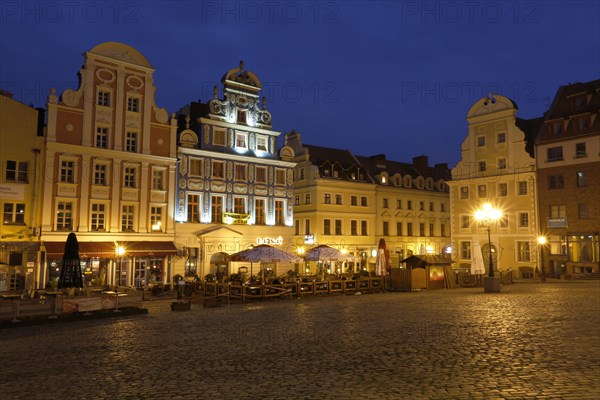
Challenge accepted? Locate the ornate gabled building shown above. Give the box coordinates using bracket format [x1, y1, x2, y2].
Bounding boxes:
[449, 94, 541, 278]
[174, 62, 296, 278]
[0, 91, 44, 291]
[535, 79, 600, 276]
[39, 42, 178, 289]
[286, 131, 450, 272]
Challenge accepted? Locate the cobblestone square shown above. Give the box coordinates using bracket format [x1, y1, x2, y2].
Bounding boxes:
[1, 282, 599, 399]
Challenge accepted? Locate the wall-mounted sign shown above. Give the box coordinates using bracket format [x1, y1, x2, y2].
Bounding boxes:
[0, 184, 24, 200]
[223, 212, 251, 225]
[304, 235, 315, 244]
[547, 218, 567, 228]
[256, 236, 283, 245]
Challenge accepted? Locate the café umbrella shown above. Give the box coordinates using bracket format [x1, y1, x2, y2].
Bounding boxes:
[57, 232, 84, 289]
[229, 245, 302, 281]
[304, 245, 356, 262]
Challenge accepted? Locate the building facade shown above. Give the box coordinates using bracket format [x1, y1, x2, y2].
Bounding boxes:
[0, 91, 44, 291]
[173, 63, 296, 279]
[449, 94, 540, 278]
[39, 42, 178, 289]
[286, 131, 451, 272]
[535, 79, 600, 276]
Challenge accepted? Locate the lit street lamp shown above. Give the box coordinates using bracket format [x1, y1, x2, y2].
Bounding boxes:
[474, 203, 502, 292]
[537, 236, 547, 283]
[117, 245, 126, 287]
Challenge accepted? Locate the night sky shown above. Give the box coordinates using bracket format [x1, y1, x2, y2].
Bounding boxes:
[1, 1, 598, 166]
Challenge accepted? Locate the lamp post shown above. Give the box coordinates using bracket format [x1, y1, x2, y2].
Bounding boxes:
[537, 236, 547, 283]
[117, 246, 125, 287]
[474, 203, 502, 292]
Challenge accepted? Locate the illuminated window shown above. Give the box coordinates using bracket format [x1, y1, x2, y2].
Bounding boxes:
[324, 194, 331, 204]
[576, 171, 588, 187]
[235, 132, 247, 148]
[150, 206, 163, 231]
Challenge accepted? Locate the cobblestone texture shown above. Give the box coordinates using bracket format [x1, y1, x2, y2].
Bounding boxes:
[1, 282, 599, 399]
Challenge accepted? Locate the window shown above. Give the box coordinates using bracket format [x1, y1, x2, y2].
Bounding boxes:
[255, 167, 267, 183]
[126, 131, 138, 152]
[189, 159, 203, 177]
[305, 194, 311, 204]
[275, 201, 284, 225]
[255, 199, 265, 225]
[478, 161, 486, 172]
[518, 212, 529, 227]
[381, 175, 387, 184]
[351, 196, 358, 206]
[235, 132, 247, 148]
[124, 166, 137, 188]
[334, 219, 342, 235]
[429, 223, 434, 236]
[5, 160, 28, 182]
[275, 169, 286, 185]
[441, 203, 446, 212]
[237, 110, 246, 124]
[94, 164, 107, 186]
[150, 207, 163, 231]
[429, 202, 434, 212]
[361, 220, 368, 236]
[496, 132, 506, 143]
[324, 219, 331, 235]
[298, 168, 305, 180]
[499, 215, 508, 228]
[383, 198, 388, 208]
[95, 127, 108, 148]
[547, 146, 563, 162]
[575, 142, 587, 158]
[294, 220, 300, 235]
[324, 194, 331, 204]
[361, 196, 367, 206]
[574, 116, 590, 132]
[460, 242, 471, 260]
[460, 186, 469, 199]
[187, 194, 200, 222]
[351, 220, 358, 236]
[550, 205, 566, 218]
[121, 205, 135, 231]
[304, 219, 311, 235]
[498, 182, 508, 197]
[550, 121, 563, 135]
[407, 223, 413, 236]
[517, 241, 531, 262]
[152, 169, 165, 191]
[333, 170, 339, 178]
[127, 97, 140, 112]
[440, 223, 446, 237]
[211, 196, 223, 223]
[233, 197, 246, 214]
[396, 222, 402, 236]
[235, 164, 247, 181]
[212, 161, 225, 179]
[419, 202, 424, 211]
[60, 160, 75, 183]
[56, 201, 73, 230]
[478, 184, 487, 198]
[461, 215, 470, 229]
[97, 91, 110, 107]
[213, 129, 226, 146]
[476, 135, 486, 147]
[335, 194, 342, 205]
[497, 158, 506, 170]
[256, 135, 268, 151]
[397, 200, 402, 209]
[383, 221, 389, 236]
[548, 175, 564, 190]
[576, 171, 588, 187]
[407, 200, 412, 210]
[294, 195, 300, 206]
[3, 203, 25, 225]
[517, 181, 528, 195]
[90, 203, 105, 231]
[578, 203, 589, 219]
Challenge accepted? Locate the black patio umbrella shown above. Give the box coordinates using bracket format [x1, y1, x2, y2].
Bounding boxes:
[57, 232, 84, 289]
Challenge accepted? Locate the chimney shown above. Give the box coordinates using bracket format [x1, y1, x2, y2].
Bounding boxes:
[434, 162, 448, 171]
[413, 155, 428, 173]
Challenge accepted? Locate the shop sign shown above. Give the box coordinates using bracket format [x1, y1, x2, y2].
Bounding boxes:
[256, 236, 283, 245]
[0, 184, 24, 200]
[223, 212, 251, 225]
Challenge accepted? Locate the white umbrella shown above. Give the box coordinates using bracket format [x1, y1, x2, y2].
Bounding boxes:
[229, 245, 302, 281]
[304, 245, 356, 262]
[471, 241, 485, 275]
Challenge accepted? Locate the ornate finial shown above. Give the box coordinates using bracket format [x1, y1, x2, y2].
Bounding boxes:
[185, 114, 190, 129]
[239, 60, 244, 71]
[262, 96, 267, 110]
[213, 85, 218, 99]
[50, 87, 57, 96]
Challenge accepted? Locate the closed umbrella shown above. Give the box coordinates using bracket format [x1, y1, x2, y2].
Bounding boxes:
[375, 238, 390, 276]
[471, 241, 485, 275]
[57, 232, 84, 289]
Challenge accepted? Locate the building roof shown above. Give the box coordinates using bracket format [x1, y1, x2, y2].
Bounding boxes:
[515, 116, 543, 157]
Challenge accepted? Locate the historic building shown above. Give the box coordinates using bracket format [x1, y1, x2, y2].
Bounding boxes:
[449, 95, 540, 279]
[286, 131, 451, 272]
[535, 79, 600, 276]
[39, 42, 178, 289]
[173, 62, 296, 279]
[0, 91, 44, 291]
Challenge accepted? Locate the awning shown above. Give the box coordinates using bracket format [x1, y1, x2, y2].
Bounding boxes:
[43, 241, 178, 258]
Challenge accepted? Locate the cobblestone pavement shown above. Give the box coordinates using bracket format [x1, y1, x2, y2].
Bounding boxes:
[1, 281, 599, 400]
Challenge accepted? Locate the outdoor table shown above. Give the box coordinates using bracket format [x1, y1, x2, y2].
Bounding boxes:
[103, 291, 128, 312]
[2, 293, 22, 323]
[45, 291, 63, 319]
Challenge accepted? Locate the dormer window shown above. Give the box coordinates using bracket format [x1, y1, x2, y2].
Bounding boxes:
[573, 115, 590, 132]
[324, 169, 330, 177]
[333, 170, 339, 178]
[256, 135, 268, 151]
[237, 110, 246, 124]
[550, 120, 563, 135]
[403, 176, 412, 188]
[395, 176, 401, 186]
[570, 94, 587, 110]
[381, 175, 387, 184]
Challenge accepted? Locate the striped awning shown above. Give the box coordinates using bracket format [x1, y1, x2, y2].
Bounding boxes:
[43, 241, 178, 258]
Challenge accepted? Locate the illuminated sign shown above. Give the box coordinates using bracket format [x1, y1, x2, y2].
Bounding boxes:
[304, 235, 315, 244]
[256, 236, 283, 245]
[223, 212, 251, 225]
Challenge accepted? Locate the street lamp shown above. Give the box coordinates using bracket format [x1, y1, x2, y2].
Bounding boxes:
[474, 203, 502, 292]
[117, 246, 125, 287]
[537, 236, 547, 283]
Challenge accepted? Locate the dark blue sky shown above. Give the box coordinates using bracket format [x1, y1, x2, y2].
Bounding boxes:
[1, 1, 598, 166]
